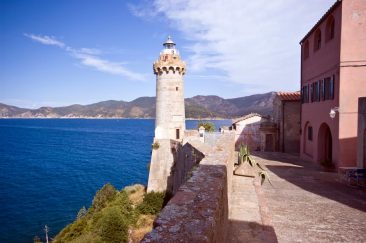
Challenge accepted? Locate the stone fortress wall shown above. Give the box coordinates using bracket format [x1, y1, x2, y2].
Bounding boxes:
[143, 132, 235, 242]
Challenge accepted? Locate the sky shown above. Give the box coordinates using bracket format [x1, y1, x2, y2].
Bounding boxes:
[0, 0, 335, 108]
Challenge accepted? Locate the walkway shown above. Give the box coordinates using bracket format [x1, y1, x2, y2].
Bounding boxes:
[228, 152, 366, 243]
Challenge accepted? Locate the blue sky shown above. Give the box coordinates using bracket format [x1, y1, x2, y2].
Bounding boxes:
[0, 0, 335, 108]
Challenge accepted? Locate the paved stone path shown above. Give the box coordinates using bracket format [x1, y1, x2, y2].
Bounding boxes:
[227, 175, 263, 242]
[228, 152, 366, 243]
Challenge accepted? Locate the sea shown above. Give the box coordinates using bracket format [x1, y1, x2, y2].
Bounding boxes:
[0, 119, 231, 243]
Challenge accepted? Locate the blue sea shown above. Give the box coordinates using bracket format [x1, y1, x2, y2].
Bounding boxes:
[0, 119, 231, 242]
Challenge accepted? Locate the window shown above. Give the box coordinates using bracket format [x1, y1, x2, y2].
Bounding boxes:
[315, 81, 320, 102]
[176, 86, 179, 91]
[301, 85, 309, 103]
[310, 83, 315, 102]
[176, 129, 180, 140]
[308, 126, 313, 141]
[303, 41, 309, 59]
[310, 81, 320, 102]
[320, 79, 325, 101]
[324, 76, 335, 100]
[325, 15, 335, 42]
[314, 29, 322, 51]
[330, 75, 335, 99]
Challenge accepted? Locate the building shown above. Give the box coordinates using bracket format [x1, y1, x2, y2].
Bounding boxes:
[147, 36, 186, 192]
[300, 0, 366, 168]
[273, 92, 301, 153]
[231, 113, 269, 151]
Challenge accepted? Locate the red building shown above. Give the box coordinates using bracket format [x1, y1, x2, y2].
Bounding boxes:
[300, 0, 366, 168]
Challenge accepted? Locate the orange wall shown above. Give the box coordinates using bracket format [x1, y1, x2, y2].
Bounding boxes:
[339, 0, 366, 166]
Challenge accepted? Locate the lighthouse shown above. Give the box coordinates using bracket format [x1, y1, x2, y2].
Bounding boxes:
[153, 36, 186, 140]
[147, 36, 186, 192]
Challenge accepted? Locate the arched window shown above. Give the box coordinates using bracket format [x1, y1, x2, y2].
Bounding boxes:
[314, 29, 322, 51]
[303, 40, 309, 59]
[325, 15, 335, 42]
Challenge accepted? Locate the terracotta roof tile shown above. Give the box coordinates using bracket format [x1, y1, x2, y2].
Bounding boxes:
[232, 113, 268, 124]
[276, 91, 301, 101]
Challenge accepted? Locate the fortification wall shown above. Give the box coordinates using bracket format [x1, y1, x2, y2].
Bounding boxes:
[168, 142, 205, 195]
[143, 132, 235, 242]
[147, 139, 176, 193]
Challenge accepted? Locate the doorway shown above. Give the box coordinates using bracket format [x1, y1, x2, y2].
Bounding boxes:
[318, 123, 333, 165]
[265, 134, 274, 152]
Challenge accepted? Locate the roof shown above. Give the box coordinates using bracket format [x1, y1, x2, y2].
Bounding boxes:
[299, 0, 342, 44]
[163, 35, 176, 46]
[276, 91, 301, 101]
[232, 113, 267, 124]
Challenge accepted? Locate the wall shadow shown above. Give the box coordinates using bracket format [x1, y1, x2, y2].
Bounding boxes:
[227, 220, 278, 243]
[252, 151, 366, 213]
[165, 141, 204, 199]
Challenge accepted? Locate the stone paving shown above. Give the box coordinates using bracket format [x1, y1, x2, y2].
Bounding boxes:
[228, 152, 366, 243]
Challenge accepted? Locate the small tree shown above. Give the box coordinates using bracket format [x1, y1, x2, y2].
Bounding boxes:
[197, 121, 215, 132]
[91, 183, 117, 212]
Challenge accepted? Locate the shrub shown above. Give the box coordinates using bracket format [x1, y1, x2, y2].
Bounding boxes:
[91, 183, 117, 212]
[197, 121, 215, 132]
[109, 191, 136, 224]
[235, 144, 272, 185]
[99, 207, 128, 243]
[152, 142, 160, 150]
[53, 218, 88, 242]
[69, 232, 103, 243]
[137, 191, 165, 215]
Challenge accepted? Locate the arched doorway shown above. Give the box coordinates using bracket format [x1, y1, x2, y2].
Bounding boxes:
[318, 123, 332, 165]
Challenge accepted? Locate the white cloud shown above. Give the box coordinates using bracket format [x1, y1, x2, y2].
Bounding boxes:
[24, 33, 145, 81]
[131, 0, 335, 93]
[71, 51, 145, 81]
[24, 33, 65, 48]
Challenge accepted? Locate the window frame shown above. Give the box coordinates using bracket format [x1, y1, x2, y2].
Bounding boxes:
[314, 29, 322, 51]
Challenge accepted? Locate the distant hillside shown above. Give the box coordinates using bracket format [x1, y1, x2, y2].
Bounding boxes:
[0, 92, 275, 119]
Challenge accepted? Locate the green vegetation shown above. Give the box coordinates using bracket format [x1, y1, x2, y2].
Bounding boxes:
[235, 144, 272, 185]
[152, 142, 160, 150]
[136, 191, 165, 215]
[197, 121, 216, 132]
[53, 184, 165, 243]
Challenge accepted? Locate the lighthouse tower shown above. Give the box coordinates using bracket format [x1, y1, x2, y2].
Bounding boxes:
[153, 36, 186, 140]
[147, 36, 186, 192]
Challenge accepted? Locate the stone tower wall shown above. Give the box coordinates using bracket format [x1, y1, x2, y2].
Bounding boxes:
[155, 69, 185, 140]
[147, 40, 187, 193]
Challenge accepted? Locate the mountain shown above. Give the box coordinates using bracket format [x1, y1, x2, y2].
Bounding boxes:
[0, 92, 276, 119]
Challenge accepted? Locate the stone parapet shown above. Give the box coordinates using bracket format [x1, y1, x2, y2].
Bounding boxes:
[153, 54, 186, 75]
[142, 132, 235, 242]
